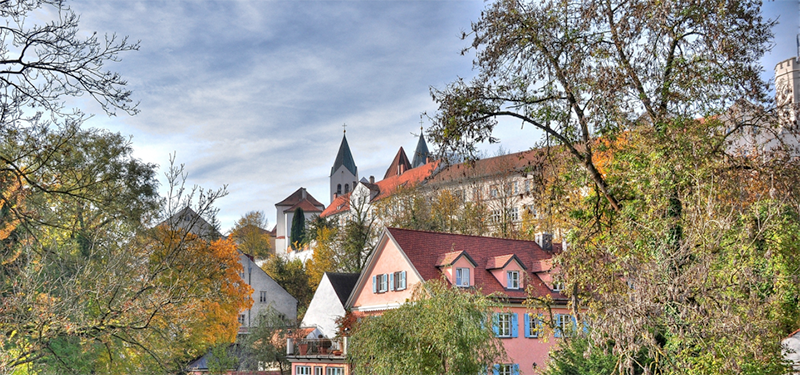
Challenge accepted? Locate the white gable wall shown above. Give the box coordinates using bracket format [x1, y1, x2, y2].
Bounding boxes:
[300, 273, 346, 338]
[239, 253, 298, 327]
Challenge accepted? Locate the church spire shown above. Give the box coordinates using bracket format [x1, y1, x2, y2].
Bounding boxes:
[331, 131, 357, 177]
[411, 127, 430, 168]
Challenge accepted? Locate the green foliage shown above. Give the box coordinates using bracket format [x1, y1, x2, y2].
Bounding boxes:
[349, 280, 506, 375]
[290, 207, 306, 249]
[261, 256, 312, 320]
[206, 344, 240, 375]
[235, 307, 294, 374]
[543, 334, 619, 375]
[231, 210, 273, 258]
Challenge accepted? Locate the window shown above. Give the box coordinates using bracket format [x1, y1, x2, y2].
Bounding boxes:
[238, 314, 246, 325]
[525, 204, 538, 219]
[296, 366, 311, 375]
[512, 181, 519, 195]
[394, 271, 407, 290]
[493, 363, 519, 375]
[259, 291, 267, 303]
[344, 183, 350, 193]
[490, 209, 502, 223]
[510, 207, 520, 221]
[314, 366, 323, 375]
[524, 313, 543, 338]
[337, 184, 342, 194]
[455, 268, 470, 287]
[373, 274, 389, 293]
[493, 313, 517, 338]
[555, 314, 574, 338]
[552, 281, 565, 292]
[490, 185, 499, 198]
[507, 271, 520, 289]
[326, 367, 344, 375]
[525, 179, 531, 193]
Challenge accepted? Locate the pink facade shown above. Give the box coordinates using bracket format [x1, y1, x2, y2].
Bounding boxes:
[346, 228, 572, 374]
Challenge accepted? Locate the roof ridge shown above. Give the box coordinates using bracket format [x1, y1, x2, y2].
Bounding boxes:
[386, 226, 551, 245]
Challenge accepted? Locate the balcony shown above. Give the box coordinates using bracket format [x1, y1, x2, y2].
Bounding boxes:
[287, 337, 347, 358]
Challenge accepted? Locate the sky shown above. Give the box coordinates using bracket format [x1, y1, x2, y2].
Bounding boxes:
[62, 0, 799, 233]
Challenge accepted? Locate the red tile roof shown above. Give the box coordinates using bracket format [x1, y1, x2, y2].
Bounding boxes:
[319, 161, 440, 218]
[284, 199, 324, 213]
[383, 147, 412, 180]
[276, 187, 324, 208]
[426, 149, 548, 185]
[485, 254, 527, 270]
[385, 227, 564, 300]
[320, 193, 351, 218]
[435, 250, 477, 267]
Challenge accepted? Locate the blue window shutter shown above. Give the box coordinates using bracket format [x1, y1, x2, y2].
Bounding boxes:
[512, 364, 520, 375]
[524, 313, 530, 338]
[372, 275, 377, 293]
[492, 313, 499, 336]
[554, 314, 562, 338]
[389, 273, 394, 291]
[511, 313, 518, 338]
[492, 364, 500, 375]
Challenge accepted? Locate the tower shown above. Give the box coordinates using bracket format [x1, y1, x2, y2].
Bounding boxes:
[330, 128, 358, 203]
[411, 127, 430, 168]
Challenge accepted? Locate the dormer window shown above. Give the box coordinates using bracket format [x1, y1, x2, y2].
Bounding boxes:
[553, 281, 565, 293]
[455, 268, 470, 287]
[507, 271, 520, 289]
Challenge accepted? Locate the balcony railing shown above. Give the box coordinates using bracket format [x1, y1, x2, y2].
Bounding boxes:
[287, 338, 347, 357]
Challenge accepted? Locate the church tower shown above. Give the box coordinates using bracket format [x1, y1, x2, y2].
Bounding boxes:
[411, 127, 430, 168]
[330, 128, 358, 203]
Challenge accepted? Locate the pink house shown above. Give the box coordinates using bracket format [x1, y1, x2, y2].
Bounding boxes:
[345, 227, 573, 375]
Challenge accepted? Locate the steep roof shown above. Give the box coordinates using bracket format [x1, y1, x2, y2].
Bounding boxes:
[284, 199, 324, 213]
[276, 187, 324, 208]
[411, 132, 430, 168]
[383, 147, 412, 179]
[325, 272, 360, 306]
[330, 133, 358, 177]
[384, 227, 563, 300]
[159, 206, 223, 239]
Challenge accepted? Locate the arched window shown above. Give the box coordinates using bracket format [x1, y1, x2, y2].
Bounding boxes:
[337, 184, 342, 194]
[344, 183, 350, 193]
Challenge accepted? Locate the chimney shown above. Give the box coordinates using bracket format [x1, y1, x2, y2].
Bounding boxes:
[302, 188, 307, 199]
[369, 175, 375, 184]
[535, 232, 553, 251]
[286, 338, 294, 355]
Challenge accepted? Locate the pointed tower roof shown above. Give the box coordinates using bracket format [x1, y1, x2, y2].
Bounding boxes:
[330, 133, 358, 177]
[383, 147, 412, 179]
[411, 130, 430, 168]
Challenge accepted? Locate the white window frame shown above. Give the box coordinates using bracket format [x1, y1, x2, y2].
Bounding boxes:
[553, 281, 565, 292]
[510, 207, 520, 221]
[259, 291, 267, 303]
[498, 364, 512, 375]
[296, 366, 311, 375]
[558, 314, 573, 337]
[326, 367, 344, 375]
[455, 267, 470, 287]
[528, 315, 541, 338]
[507, 270, 520, 289]
[238, 314, 246, 325]
[314, 366, 323, 375]
[394, 271, 406, 290]
[378, 274, 388, 293]
[497, 313, 512, 337]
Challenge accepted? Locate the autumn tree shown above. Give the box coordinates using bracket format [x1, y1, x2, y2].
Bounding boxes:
[306, 226, 339, 292]
[349, 280, 506, 375]
[430, 0, 797, 373]
[230, 210, 272, 259]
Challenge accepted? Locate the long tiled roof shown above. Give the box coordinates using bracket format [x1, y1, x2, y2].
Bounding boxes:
[320, 192, 351, 218]
[330, 133, 358, 177]
[426, 149, 548, 185]
[385, 227, 564, 300]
